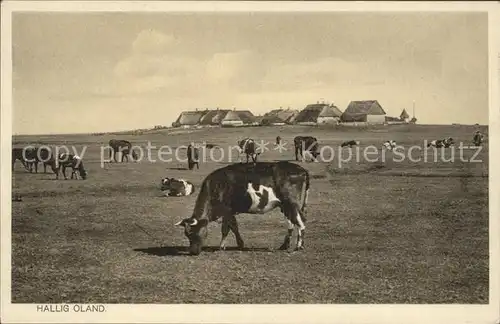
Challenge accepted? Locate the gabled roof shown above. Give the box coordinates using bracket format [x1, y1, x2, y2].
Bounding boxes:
[262, 108, 299, 124]
[294, 104, 342, 123]
[199, 109, 230, 125]
[212, 110, 229, 124]
[236, 110, 255, 124]
[222, 110, 241, 121]
[400, 109, 410, 119]
[342, 100, 386, 116]
[175, 111, 206, 125]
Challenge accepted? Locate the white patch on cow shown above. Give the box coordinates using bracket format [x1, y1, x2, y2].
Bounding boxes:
[429, 140, 437, 147]
[73, 155, 81, 160]
[180, 179, 194, 196]
[296, 212, 305, 231]
[246, 182, 281, 214]
[285, 217, 294, 230]
[304, 188, 310, 205]
[295, 211, 306, 249]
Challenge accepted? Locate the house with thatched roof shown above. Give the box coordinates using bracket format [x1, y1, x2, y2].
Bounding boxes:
[341, 100, 386, 124]
[172, 110, 207, 128]
[220, 109, 256, 127]
[294, 103, 342, 125]
[261, 108, 300, 126]
[198, 109, 231, 126]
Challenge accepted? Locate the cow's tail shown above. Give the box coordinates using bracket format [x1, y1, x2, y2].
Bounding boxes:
[299, 170, 310, 222]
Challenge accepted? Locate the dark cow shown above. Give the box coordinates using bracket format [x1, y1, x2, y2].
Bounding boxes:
[12, 148, 29, 171]
[187, 143, 200, 170]
[108, 139, 137, 163]
[161, 177, 195, 197]
[340, 140, 360, 148]
[293, 136, 319, 162]
[24, 147, 54, 173]
[175, 161, 310, 255]
[427, 137, 454, 148]
[237, 138, 260, 163]
[473, 131, 484, 147]
[53, 153, 88, 180]
[276, 136, 282, 145]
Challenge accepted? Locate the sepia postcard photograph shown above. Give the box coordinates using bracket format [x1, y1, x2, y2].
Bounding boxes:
[1, 1, 499, 323]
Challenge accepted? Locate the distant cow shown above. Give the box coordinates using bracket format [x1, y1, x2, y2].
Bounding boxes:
[276, 136, 282, 145]
[161, 177, 195, 197]
[12, 148, 29, 171]
[25, 147, 54, 173]
[293, 136, 319, 162]
[53, 153, 88, 180]
[108, 139, 137, 163]
[473, 131, 484, 147]
[175, 161, 310, 255]
[187, 143, 200, 170]
[382, 140, 397, 151]
[340, 140, 360, 148]
[237, 138, 260, 163]
[427, 137, 454, 148]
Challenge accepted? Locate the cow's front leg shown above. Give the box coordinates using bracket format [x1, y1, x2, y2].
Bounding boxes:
[228, 216, 245, 249]
[219, 217, 231, 251]
[62, 166, 68, 180]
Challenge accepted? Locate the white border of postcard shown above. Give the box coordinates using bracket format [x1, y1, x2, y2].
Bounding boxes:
[1, 1, 499, 324]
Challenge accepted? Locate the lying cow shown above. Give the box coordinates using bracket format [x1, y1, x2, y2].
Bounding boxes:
[293, 136, 319, 162]
[175, 161, 310, 255]
[340, 140, 360, 148]
[161, 177, 195, 197]
[382, 140, 397, 151]
[427, 137, 454, 148]
[237, 138, 260, 163]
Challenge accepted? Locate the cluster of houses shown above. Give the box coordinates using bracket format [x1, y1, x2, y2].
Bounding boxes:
[172, 100, 417, 128]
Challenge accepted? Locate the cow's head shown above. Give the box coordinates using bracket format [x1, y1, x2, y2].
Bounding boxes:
[80, 168, 88, 180]
[161, 177, 172, 191]
[175, 217, 209, 255]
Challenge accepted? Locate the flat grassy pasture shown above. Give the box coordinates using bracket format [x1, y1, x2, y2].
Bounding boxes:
[11, 125, 489, 303]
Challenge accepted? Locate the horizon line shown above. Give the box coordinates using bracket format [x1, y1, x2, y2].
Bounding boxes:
[11, 123, 489, 137]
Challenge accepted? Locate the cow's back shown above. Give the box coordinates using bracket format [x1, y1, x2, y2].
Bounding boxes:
[203, 162, 308, 200]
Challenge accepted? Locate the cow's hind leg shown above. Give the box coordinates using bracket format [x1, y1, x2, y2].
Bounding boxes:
[219, 215, 245, 250]
[279, 202, 306, 251]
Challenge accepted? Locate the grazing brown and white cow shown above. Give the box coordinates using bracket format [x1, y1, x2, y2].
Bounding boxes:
[237, 138, 260, 163]
[293, 136, 319, 162]
[52, 153, 88, 180]
[340, 140, 360, 148]
[161, 177, 195, 197]
[427, 137, 454, 148]
[175, 161, 310, 255]
[382, 140, 397, 151]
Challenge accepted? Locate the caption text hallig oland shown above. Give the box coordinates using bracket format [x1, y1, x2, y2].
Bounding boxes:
[36, 304, 106, 313]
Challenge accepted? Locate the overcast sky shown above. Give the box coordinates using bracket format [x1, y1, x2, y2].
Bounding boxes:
[12, 12, 488, 134]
